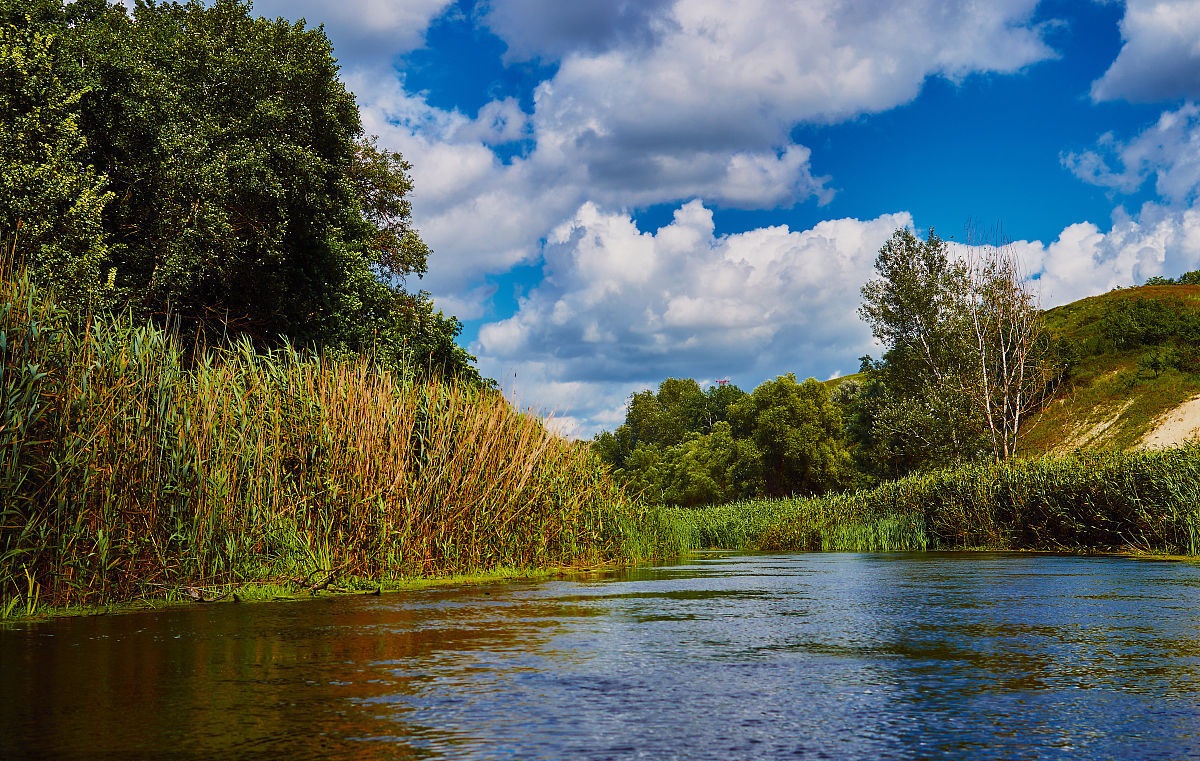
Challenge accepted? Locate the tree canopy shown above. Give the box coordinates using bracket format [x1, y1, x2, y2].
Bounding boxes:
[598, 228, 1063, 503]
[0, 6, 110, 312]
[852, 228, 1057, 475]
[0, 0, 481, 382]
[593, 375, 852, 506]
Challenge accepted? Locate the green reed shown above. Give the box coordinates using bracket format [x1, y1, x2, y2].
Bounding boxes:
[649, 446, 1200, 556]
[0, 262, 646, 614]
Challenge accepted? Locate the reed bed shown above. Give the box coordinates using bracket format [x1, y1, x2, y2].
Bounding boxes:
[11, 256, 1198, 617]
[659, 446, 1200, 556]
[0, 263, 651, 614]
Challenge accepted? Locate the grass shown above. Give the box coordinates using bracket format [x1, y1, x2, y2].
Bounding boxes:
[651, 285, 1200, 559]
[0, 261, 671, 618]
[1021, 284, 1200, 453]
[14, 263, 1200, 621]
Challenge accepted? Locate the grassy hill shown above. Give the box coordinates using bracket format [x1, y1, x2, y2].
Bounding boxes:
[1021, 284, 1200, 454]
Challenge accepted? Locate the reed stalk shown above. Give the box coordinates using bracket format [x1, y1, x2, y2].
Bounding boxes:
[656, 445, 1200, 556]
[0, 261, 645, 614]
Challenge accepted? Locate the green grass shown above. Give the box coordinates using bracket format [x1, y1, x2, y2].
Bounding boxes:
[1023, 284, 1200, 453]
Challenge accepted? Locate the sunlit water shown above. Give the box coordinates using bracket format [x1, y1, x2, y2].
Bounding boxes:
[4, 552, 1200, 760]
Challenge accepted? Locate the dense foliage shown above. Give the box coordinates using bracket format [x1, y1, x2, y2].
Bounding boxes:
[659, 443, 1200, 557]
[0, 0, 481, 382]
[0, 262, 636, 613]
[594, 375, 854, 506]
[851, 229, 1058, 475]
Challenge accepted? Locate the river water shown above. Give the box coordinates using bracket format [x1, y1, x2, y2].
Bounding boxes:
[3, 552, 1200, 760]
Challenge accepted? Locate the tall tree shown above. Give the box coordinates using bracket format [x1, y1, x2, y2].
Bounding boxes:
[857, 229, 982, 471]
[728, 374, 852, 497]
[595, 378, 747, 471]
[961, 244, 1054, 460]
[8, 0, 483, 381]
[0, 4, 111, 312]
[857, 229, 1054, 471]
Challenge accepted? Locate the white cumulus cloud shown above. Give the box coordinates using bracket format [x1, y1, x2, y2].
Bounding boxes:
[1092, 0, 1200, 102]
[1028, 203, 1200, 305]
[334, 0, 1057, 316]
[474, 202, 913, 435]
[1063, 102, 1200, 206]
[518, 0, 1053, 210]
[477, 197, 1200, 436]
[251, 0, 455, 65]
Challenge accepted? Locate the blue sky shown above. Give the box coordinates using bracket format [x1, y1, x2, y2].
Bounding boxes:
[237, 0, 1200, 436]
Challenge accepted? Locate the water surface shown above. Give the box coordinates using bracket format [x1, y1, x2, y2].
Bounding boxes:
[4, 552, 1200, 760]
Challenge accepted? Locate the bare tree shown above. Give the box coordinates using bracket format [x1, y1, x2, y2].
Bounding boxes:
[960, 242, 1054, 461]
[859, 228, 1056, 469]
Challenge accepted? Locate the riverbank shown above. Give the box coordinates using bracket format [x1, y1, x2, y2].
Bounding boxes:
[9, 258, 1200, 622]
[6, 564, 638, 622]
[660, 444, 1200, 556]
[0, 263, 660, 619]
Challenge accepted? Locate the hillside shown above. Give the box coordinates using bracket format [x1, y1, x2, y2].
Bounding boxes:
[1021, 284, 1200, 454]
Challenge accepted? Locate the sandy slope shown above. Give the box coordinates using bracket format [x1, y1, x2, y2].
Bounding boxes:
[1141, 395, 1200, 448]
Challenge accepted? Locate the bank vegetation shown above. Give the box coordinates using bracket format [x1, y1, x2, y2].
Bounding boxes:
[657, 444, 1200, 557]
[0, 262, 658, 616]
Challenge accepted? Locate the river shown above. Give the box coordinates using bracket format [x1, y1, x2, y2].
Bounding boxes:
[3, 552, 1200, 760]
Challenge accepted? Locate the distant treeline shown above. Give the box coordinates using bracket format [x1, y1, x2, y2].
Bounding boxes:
[596, 229, 1073, 504]
[593, 375, 853, 507]
[1143, 270, 1200, 286]
[598, 239, 1200, 507]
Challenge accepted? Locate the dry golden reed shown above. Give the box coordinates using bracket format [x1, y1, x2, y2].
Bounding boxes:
[0, 261, 647, 611]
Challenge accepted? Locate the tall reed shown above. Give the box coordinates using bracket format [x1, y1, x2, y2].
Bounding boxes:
[660, 446, 1200, 556]
[0, 262, 645, 612]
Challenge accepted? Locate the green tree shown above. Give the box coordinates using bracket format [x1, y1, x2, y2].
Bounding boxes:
[857, 229, 1055, 468]
[594, 378, 747, 469]
[728, 374, 852, 497]
[658, 423, 763, 506]
[858, 228, 981, 469]
[26, 0, 481, 380]
[702, 382, 748, 430]
[0, 7, 111, 312]
[593, 378, 753, 504]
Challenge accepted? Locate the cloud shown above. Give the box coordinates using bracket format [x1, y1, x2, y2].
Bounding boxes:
[481, 0, 677, 63]
[475, 196, 1200, 437]
[473, 202, 913, 435]
[452, 97, 531, 145]
[1092, 0, 1200, 102]
[514, 0, 1054, 213]
[345, 73, 835, 317]
[1009, 202, 1200, 307]
[230, 1, 1066, 435]
[337, 0, 1056, 315]
[1063, 102, 1200, 205]
[517, 0, 1052, 126]
[251, 0, 455, 65]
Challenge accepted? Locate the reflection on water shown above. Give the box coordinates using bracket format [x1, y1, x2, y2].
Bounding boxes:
[3, 553, 1200, 760]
